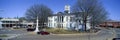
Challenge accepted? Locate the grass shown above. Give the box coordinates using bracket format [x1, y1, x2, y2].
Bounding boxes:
[45, 27, 100, 34]
[45, 28, 81, 34]
[0, 35, 8, 37]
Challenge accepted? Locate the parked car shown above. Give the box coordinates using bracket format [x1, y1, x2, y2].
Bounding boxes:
[27, 28, 35, 31]
[37, 31, 50, 35]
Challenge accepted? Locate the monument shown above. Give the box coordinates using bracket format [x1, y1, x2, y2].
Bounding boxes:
[34, 16, 39, 32]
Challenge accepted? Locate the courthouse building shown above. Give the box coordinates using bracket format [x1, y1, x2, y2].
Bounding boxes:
[47, 5, 91, 30]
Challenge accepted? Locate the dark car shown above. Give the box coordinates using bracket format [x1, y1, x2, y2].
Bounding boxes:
[37, 31, 50, 35]
[27, 28, 35, 31]
[113, 38, 120, 40]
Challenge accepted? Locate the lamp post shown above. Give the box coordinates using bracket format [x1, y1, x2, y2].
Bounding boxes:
[34, 16, 39, 32]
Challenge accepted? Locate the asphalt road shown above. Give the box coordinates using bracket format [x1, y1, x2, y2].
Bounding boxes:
[9, 28, 113, 40]
[0, 28, 28, 34]
[1, 28, 118, 40]
[112, 28, 120, 38]
[10, 34, 109, 40]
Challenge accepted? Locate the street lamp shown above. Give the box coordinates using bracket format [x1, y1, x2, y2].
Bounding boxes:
[34, 16, 39, 32]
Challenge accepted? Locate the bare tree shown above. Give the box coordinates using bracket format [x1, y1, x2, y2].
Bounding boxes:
[90, 8, 108, 29]
[25, 4, 53, 26]
[72, 0, 108, 31]
[19, 17, 26, 22]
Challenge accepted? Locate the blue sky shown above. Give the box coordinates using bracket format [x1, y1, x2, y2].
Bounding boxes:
[0, 0, 120, 20]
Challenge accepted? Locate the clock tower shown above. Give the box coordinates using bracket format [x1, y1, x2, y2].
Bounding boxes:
[64, 5, 70, 13]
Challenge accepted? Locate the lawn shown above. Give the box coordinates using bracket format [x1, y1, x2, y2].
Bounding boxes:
[45, 28, 100, 34]
[0, 34, 8, 37]
[45, 28, 81, 34]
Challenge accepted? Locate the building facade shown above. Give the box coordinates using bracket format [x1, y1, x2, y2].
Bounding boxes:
[0, 18, 34, 28]
[0, 22, 2, 29]
[47, 5, 91, 30]
[0, 18, 19, 27]
[99, 21, 120, 28]
[48, 13, 91, 30]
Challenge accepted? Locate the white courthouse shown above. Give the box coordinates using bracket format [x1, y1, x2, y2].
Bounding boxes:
[47, 5, 91, 30]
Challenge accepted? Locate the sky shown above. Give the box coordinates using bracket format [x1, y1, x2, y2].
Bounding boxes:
[0, 0, 120, 21]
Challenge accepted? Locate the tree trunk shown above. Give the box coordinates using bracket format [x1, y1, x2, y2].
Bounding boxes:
[84, 20, 87, 31]
[84, 18, 87, 31]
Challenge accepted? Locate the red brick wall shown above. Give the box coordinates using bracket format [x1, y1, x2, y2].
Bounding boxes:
[99, 22, 120, 28]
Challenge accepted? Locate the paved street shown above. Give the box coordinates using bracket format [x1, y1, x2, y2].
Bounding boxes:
[0, 28, 28, 34]
[9, 34, 109, 40]
[0, 28, 29, 40]
[10, 28, 113, 40]
[112, 28, 120, 38]
[1, 28, 120, 40]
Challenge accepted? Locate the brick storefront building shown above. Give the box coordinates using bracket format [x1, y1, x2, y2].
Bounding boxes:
[99, 21, 120, 28]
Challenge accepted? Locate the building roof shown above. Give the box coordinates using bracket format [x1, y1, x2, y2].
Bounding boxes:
[0, 18, 19, 21]
[50, 12, 82, 16]
[104, 20, 120, 22]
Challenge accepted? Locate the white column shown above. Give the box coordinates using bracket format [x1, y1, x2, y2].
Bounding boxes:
[34, 16, 39, 32]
